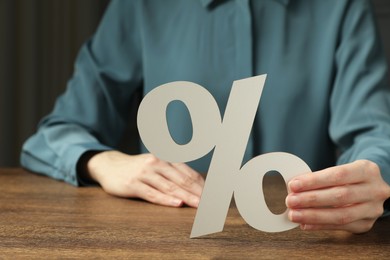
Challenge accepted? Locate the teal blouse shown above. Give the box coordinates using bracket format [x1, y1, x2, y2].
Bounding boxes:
[21, 0, 390, 212]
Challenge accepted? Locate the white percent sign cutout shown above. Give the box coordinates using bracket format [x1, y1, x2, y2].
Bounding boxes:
[137, 74, 312, 238]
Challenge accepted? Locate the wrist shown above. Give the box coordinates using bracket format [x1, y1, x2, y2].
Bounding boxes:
[77, 150, 105, 185]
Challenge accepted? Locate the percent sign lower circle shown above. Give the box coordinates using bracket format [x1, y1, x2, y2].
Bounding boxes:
[137, 75, 312, 238]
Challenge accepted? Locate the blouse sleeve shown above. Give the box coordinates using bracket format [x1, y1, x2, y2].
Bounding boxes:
[329, 0, 390, 215]
[20, 0, 143, 185]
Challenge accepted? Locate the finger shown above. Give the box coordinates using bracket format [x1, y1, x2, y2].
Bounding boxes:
[288, 202, 384, 227]
[158, 162, 204, 196]
[140, 171, 200, 208]
[299, 219, 376, 233]
[288, 161, 366, 193]
[286, 183, 373, 208]
[134, 182, 183, 207]
[171, 163, 204, 196]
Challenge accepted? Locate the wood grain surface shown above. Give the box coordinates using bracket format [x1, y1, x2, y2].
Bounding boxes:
[0, 168, 389, 259]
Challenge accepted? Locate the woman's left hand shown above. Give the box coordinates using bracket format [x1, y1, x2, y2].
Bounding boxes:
[286, 160, 390, 233]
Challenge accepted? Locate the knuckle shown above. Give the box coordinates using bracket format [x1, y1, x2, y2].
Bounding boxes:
[334, 187, 350, 205]
[180, 175, 195, 188]
[332, 168, 348, 184]
[144, 154, 160, 166]
[307, 193, 318, 204]
[123, 177, 135, 188]
[135, 168, 151, 181]
[373, 204, 384, 218]
[363, 160, 380, 175]
[358, 159, 381, 180]
[165, 182, 177, 194]
[145, 189, 157, 202]
[337, 211, 353, 225]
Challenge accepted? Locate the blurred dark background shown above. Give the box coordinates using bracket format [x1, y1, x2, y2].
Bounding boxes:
[0, 0, 109, 166]
[0, 0, 389, 167]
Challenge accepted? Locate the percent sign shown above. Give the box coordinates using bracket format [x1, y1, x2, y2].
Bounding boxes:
[137, 74, 311, 238]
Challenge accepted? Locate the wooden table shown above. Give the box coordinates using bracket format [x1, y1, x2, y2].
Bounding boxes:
[1, 168, 389, 259]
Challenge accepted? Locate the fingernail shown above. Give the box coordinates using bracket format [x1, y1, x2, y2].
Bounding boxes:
[289, 180, 302, 191]
[286, 195, 299, 207]
[172, 199, 183, 207]
[301, 224, 314, 230]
